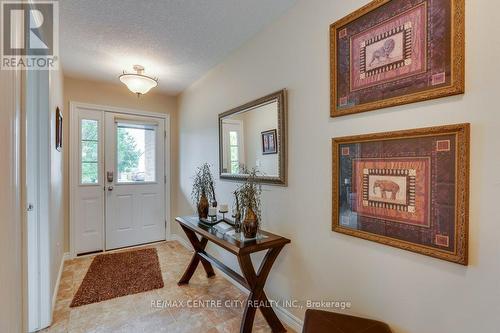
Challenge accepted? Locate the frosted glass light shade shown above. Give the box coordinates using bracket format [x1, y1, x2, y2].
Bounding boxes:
[119, 65, 158, 95]
[119, 74, 158, 95]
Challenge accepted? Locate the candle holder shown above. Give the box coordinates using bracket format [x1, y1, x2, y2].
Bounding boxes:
[208, 212, 217, 223]
[219, 209, 228, 222]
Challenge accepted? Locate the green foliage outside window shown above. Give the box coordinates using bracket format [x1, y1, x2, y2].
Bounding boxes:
[80, 120, 143, 184]
[81, 120, 99, 184]
[117, 127, 143, 175]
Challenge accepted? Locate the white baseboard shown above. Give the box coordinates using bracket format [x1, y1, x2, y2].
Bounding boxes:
[273, 304, 304, 332]
[51, 252, 70, 320]
[169, 233, 304, 332]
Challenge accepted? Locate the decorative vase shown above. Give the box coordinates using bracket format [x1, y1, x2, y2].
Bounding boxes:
[243, 207, 258, 238]
[197, 192, 209, 219]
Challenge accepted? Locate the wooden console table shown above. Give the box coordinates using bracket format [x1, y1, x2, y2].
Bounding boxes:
[176, 216, 291, 333]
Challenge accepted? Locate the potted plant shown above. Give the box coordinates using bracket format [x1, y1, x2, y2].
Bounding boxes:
[237, 168, 262, 238]
[191, 163, 216, 219]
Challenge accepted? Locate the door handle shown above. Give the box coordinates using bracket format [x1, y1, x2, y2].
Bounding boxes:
[107, 186, 114, 191]
[27, 203, 34, 211]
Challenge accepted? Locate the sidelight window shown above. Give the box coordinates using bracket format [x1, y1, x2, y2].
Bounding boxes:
[80, 119, 99, 184]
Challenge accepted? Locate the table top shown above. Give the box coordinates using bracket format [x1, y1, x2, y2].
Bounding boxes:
[176, 216, 291, 255]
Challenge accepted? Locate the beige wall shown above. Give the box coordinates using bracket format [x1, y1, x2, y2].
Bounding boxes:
[241, 103, 279, 176]
[176, 0, 500, 332]
[63, 76, 178, 252]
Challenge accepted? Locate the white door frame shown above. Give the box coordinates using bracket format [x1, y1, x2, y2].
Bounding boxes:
[24, 70, 52, 331]
[69, 102, 171, 257]
[0, 56, 23, 333]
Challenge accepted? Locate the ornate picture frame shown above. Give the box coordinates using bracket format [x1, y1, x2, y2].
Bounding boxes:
[330, 0, 465, 117]
[332, 123, 470, 265]
[261, 129, 277, 155]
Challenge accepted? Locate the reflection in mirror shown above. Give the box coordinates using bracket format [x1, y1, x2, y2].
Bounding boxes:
[221, 100, 279, 177]
[219, 90, 287, 185]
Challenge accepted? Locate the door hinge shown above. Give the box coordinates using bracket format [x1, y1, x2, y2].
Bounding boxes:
[164, 130, 167, 138]
[164, 175, 167, 184]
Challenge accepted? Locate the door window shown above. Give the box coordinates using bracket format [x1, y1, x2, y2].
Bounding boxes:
[116, 123, 156, 183]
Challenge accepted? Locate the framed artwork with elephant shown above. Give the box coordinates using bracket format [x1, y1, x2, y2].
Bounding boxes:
[330, 0, 465, 117]
[332, 123, 470, 265]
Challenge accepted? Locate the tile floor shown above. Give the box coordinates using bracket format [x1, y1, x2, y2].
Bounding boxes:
[43, 241, 295, 333]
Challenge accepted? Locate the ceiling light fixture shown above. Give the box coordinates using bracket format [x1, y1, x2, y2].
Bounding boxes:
[119, 65, 158, 96]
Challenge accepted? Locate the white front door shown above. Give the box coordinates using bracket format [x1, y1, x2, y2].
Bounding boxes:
[104, 113, 165, 250]
[71, 106, 166, 254]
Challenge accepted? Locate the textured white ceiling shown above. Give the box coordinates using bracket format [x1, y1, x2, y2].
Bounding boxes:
[60, 0, 297, 94]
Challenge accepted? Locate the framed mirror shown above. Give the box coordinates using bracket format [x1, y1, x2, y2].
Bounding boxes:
[219, 89, 287, 186]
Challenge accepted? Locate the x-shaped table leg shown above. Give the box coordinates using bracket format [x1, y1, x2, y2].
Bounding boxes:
[238, 246, 286, 333]
[178, 224, 215, 285]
